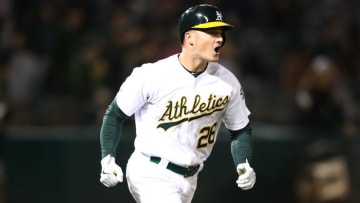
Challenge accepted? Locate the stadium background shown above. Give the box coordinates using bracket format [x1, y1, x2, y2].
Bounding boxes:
[1, 0, 360, 202]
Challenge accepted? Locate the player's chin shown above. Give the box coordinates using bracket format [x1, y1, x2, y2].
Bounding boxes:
[209, 54, 220, 62]
[203, 52, 220, 62]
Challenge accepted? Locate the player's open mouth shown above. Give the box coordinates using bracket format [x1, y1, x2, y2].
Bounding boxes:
[214, 46, 221, 53]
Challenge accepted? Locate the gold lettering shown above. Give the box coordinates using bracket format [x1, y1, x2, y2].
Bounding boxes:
[192, 95, 201, 113]
[208, 94, 216, 111]
[179, 96, 189, 117]
[158, 101, 173, 121]
[157, 94, 230, 130]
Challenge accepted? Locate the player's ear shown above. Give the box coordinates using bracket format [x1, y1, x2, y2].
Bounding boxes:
[184, 31, 194, 46]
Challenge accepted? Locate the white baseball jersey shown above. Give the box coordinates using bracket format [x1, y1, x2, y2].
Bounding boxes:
[116, 54, 250, 166]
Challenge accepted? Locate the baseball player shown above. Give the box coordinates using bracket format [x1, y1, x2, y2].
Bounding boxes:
[99, 4, 256, 203]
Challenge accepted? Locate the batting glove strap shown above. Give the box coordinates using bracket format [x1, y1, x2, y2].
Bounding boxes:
[236, 159, 256, 190]
[100, 154, 123, 187]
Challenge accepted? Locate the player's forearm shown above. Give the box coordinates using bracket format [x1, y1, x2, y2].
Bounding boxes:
[100, 98, 129, 158]
[229, 123, 253, 166]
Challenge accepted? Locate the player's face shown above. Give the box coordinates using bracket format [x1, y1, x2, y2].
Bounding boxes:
[191, 28, 224, 62]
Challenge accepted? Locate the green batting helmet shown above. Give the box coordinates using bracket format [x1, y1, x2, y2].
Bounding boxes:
[178, 4, 234, 44]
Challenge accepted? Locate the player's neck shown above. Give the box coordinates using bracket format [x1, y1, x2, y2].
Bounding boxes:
[178, 53, 207, 73]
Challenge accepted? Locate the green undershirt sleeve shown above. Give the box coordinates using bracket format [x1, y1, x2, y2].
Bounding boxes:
[100, 98, 129, 159]
[229, 123, 253, 166]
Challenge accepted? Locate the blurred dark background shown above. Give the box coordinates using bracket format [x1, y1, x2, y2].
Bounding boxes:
[0, 0, 360, 203]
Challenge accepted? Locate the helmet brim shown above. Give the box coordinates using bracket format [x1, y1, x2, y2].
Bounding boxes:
[191, 21, 234, 30]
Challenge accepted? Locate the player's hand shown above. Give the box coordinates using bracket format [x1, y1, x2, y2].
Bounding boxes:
[236, 159, 256, 190]
[100, 154, 123, 187]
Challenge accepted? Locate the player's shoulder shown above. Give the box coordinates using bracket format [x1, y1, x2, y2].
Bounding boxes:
[136, 54, 178, 72]
[207, 62, 243, 89]
[208, 62, 238, 79]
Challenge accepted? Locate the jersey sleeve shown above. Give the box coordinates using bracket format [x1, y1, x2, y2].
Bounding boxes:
[222, 75, 251, 131]
[115, 64, 151, 116]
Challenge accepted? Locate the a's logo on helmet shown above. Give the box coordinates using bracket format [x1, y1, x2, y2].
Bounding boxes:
[216, 11, 222, 21]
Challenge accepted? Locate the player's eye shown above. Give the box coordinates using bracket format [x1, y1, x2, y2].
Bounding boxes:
[205, 29, 223, 36]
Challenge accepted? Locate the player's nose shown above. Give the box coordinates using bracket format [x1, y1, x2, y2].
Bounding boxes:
[216, 35, 224, 46]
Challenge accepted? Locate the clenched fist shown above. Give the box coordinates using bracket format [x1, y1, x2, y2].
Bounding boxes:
[100, 154, 123, 187]
[236, 159, 256, 190]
